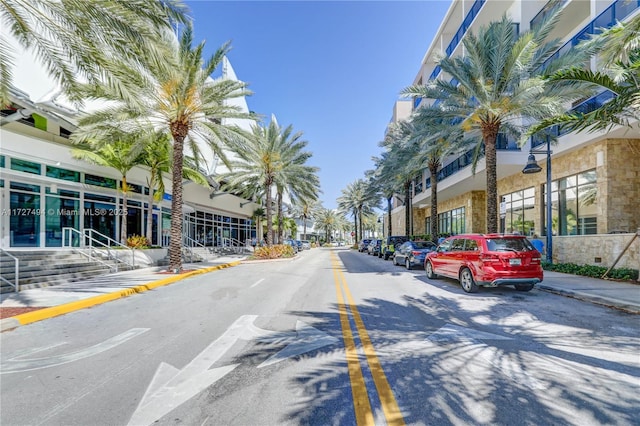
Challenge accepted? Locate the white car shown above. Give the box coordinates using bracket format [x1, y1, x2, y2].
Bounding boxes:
[301, 240, 311, 250]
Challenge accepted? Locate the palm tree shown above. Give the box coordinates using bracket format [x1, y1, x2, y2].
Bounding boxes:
[272, 120, 320, 244]
[337, 179, 378, 243]
[402, 12, 592, 233]
[291, 199, 320, 240]
[377, 123, 422, 237]
[141, 131, 208, 244]
[0, 0, 187, 105]
[71, 139, 143, 243]
[219, 120, 282, 246]
[406, 111, 469, 242]
[75, 24, 255, 272]
[315, 208, 339, 243]
[527, 15, 640, 135]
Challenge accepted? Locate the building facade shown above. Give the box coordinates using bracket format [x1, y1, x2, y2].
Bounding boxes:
[386, 0, 640, 268]
[0, 31, 259, 250]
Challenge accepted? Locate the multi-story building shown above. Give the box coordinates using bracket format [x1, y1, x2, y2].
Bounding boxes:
[0, 30, 259, 251]
[386, 0, 639, 268]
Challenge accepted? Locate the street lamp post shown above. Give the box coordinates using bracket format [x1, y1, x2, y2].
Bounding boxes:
[522, 137, 553, 263]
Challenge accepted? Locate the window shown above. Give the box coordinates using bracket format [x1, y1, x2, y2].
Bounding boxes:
[438, 207, 465, 235]
[451, 239, 466, 251]
[501, 188, 535, 235]
[549, 170, 597, 236]
[46, 165, 80, 182]
[10, 158, 41, 175]
[0, 155, 5, 168]
[465, 239, 478, 251]
[85, 173, 117, 189]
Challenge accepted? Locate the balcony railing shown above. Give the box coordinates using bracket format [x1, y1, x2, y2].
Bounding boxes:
[424, 134, 519, 188]
[539, 0, 640, 72]
[445, 0, 486, 57]
[530, 0, 569, 29]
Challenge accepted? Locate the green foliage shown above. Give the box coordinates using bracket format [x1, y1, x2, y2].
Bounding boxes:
[251, 244, 295, 259]
[542, 261, 639, 281]
[126, 234, 151, 249]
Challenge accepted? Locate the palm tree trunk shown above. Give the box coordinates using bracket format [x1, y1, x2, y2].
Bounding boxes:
[265, 183, 273, 246]
[358, 206, 364, 240]
[353, 210, 358, 243]
[169, 132, 185, 272]
[387, 195, 393, 237]
[121, 175, 128, 244]
[483, 124, 499, 233]
[277, 191, 283, 244]
[430, 165, 439, 243]
[404, 180, 411, 238]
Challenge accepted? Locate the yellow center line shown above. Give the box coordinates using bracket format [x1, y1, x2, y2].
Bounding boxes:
[331, 252, 406, 426]
[332, 256, 374, 425]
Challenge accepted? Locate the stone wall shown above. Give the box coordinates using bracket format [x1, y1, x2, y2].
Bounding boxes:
[553, 231, 639, 271]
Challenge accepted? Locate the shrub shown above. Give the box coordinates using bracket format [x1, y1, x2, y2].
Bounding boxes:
[251, 244, 295, 259]
[542, 261, 639, 281]
[126, 234, 151, 249]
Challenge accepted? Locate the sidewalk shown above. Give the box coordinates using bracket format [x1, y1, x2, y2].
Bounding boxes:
[1, 261, 638, 332]
[0, 255, 248, 332]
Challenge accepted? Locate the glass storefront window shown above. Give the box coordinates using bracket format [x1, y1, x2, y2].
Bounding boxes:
[10, 190, 40, 247]
[501, 187, 535, 235]
[548, 170, 597, 235]
[46, 196, 79, 246]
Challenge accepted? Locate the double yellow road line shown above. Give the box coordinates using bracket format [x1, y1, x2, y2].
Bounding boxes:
[331, 252, 405, 426]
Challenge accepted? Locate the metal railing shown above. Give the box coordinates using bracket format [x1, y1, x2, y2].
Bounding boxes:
[0, 249, 19, 292]
[62, 227, 136, 272]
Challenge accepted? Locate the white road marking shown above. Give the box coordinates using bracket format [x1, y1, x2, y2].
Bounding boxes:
[0, 328, 149, 374]
[129, 315, 338, 425]
[250, 278, 265, 288]
[257, 320, 338, 368]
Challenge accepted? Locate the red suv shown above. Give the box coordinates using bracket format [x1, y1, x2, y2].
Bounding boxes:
[425, 234, 543, 293]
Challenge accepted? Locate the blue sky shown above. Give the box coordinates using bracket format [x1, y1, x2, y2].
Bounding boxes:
[186, 1, 451, 210]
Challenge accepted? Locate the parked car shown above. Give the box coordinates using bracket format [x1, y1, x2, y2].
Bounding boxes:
[380, 235, 408, 260]
[393, 240, 437, 269]
[294, 240, 304, 252]
[282, 239, 299, 253]
[425, 234, 543, 293]
[301, 240, 311, 250]
[358, 239, 372, 252]
[367, 239, 382, 256]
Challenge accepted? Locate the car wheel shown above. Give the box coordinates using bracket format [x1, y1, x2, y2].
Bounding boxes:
[405, 258, 412, 270]
[425, 261, 438, 279]
[460, 268, 478, 293]
[515, 283, 534, 292]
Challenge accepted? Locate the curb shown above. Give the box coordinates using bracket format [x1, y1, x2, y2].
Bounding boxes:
[0, 261, 241, 332]
[538, 285, 640, 314]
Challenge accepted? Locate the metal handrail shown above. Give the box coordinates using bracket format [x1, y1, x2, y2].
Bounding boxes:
[0, 249, 19, 292]
[84, 228, 136, 270]
[62, 227, 117, 272]
[62, 227, 135, 272]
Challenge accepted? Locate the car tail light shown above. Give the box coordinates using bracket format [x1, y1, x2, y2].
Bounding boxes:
[412, 251, 421, 256]
[531, 257, 541, 264]
[480, 254, 501, 263]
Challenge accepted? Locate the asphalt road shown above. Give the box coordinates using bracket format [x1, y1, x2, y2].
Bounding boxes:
[1, 247, 638, 426]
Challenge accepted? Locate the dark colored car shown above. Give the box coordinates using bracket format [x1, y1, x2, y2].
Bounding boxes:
[294, 240, 304, 252]
[380, 235, 408, 260]
[283, 239, 299, 254]
[367, 239, 382, 256]
[425, 234, 543, 293]
[393, 240, 437, 269]
[358, 239, 372, 252]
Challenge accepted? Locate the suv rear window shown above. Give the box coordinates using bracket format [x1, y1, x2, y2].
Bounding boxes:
[486, 237, 535, 252]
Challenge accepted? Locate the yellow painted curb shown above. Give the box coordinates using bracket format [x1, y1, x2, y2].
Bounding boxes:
[12, 261, 242, 327]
